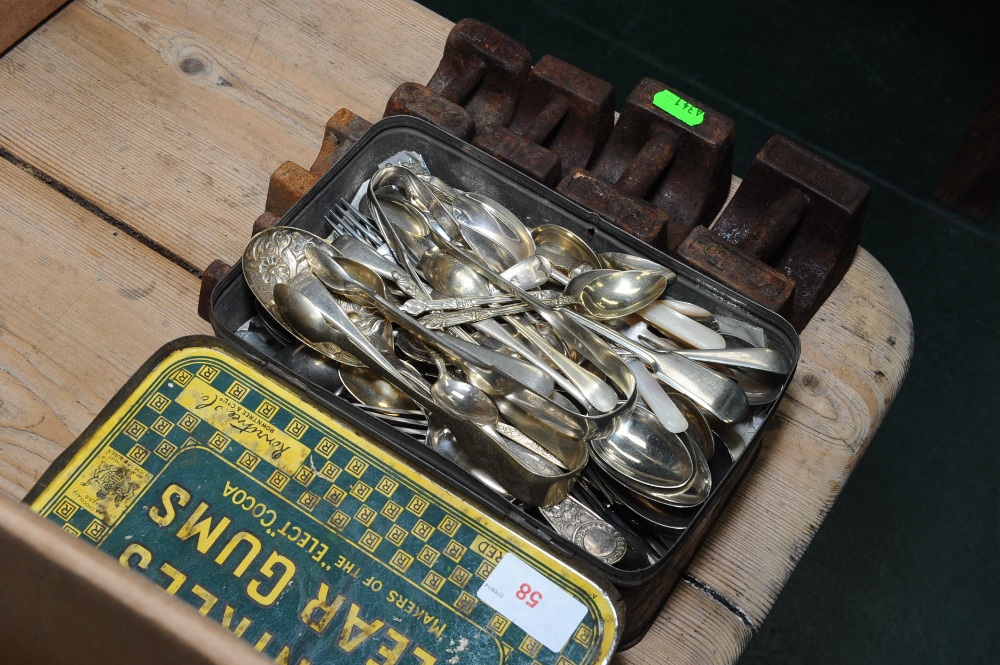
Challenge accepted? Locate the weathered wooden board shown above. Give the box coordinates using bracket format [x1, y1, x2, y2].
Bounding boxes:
[0, 158, 211, 499]
[0, 2, 913, 663]
[0, 0, 450, 273]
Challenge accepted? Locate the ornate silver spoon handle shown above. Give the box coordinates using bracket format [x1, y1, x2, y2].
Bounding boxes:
[419, 296, 578, 329]
[401, 290, 562, 315]
[494, 422, 566, 470]
[539, 495, 627, 565]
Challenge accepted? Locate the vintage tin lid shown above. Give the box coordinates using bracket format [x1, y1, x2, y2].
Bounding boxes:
[27, 336, 623, 664]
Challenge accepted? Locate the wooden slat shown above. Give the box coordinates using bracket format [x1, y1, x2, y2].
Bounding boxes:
[0, 158, 211, 500]
[0, 2, 914, 663]
[0, 496, 271, 665]
[0, 0, 450, 273]
[0, 0, 67, 54]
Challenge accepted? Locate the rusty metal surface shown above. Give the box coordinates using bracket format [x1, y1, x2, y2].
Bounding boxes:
[558, 168, 670, 244]
[426, 18, 532, 128]
[384, 18, 530, 136]
[473, 123, 562, 185]
[198, 259, 232, 322]
[310, 108, 374, 174]
[384, 82, 475, 140]
[678, 226, 797, 317]
[253, 108, 375, 235]
[556, 78, 735, 253]
[244, 20, 867, 330]
[474, 56, 614, 184]
[678, 134, 869, 330]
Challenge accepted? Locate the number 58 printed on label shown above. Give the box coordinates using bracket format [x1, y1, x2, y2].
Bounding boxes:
[516, 583, 542, 608]
[477, 553, 588, 653]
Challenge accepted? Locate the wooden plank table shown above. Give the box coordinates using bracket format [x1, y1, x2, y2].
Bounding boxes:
[0, 1, 912, 663]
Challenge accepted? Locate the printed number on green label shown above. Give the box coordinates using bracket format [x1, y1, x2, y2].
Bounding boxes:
[652, 89, 705, 126]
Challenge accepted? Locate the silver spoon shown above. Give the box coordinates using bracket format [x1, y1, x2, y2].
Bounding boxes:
[568, 312, 749, 423]
[307, 247, 557, 399]
[592, 429, 712, 510]
[666, 391, 715, 462]
[562, 269, 669, 319]
[243, 227, 391, 366]
[420, 247, 619, 413]
[532, 223, 601, 281]
[582, 467, 693, 534]
[275, 281, 582, 507]
[369, 189, 437, 266]
[340, 364, 420, 412]
[589, 406, 696, 491]
[429, 353, 499, 426]
[623, 320, 793, 375]
[451, 190, 536, 263]
[272, 343, 344, 394]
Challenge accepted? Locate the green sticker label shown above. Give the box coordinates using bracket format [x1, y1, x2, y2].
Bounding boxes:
[652, 89, 705, 126]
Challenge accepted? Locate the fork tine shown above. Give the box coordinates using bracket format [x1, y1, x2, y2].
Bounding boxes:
[323, 213, 348, 235]
[324, 214, 360, 243]
[326, 205, 371, 245]
[338, 201, 384, 246]
[337, 199, 376, 230]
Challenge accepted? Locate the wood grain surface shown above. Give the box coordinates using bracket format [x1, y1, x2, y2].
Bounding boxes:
[0, 2, 913, 663]
[0, 0, 67, 53]
[0, 158, 212, 499]
[0, 496, 271, 665]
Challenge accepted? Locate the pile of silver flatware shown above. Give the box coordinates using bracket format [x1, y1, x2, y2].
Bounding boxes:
[239, 157, 793, 566]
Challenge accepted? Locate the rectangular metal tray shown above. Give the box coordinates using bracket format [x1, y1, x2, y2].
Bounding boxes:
[208, 115, 800, 648]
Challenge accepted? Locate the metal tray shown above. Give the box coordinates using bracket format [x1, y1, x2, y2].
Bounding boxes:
[207, 115, 801, 648]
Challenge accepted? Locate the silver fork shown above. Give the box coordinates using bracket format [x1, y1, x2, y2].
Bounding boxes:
[324, 199, 385, 248]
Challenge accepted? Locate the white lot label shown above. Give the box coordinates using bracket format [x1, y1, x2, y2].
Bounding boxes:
[476, 552, 588, 653]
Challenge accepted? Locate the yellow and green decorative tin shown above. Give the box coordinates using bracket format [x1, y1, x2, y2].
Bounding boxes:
[28, 338, 622, 664]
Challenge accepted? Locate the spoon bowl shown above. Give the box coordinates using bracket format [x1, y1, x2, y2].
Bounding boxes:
[369, 189, 436, 263]
[340, 364, 420, 412]
[589, 406, 696, 491]
[666, 391, 715, 462]
[273, 343, 344, 394]
[243, 227, 391, 366]
[429, 354, 499, 426]
[532, 224, 601, 276]
[452, 191, 536, 263]
[564, 269, 669, 319]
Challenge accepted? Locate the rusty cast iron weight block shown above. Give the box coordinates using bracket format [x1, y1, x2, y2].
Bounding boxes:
[473, 55, 615, 186]
[677, 134, 869, 330]
[384, 19, 531, 138]
[556, 78, 735, 253]
[211, 108, 375, 321]
[251, 109, 373, 235]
